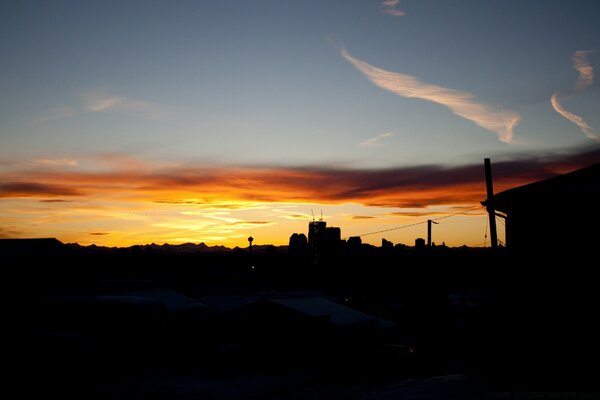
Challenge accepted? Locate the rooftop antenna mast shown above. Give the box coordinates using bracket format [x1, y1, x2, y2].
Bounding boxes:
[320, 210, 323, 221]
[311, 209, 315, 221]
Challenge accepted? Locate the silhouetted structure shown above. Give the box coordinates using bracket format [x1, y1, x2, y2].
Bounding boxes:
[426, 219, 438, 247]
[289, 233, 308, 257]
[325, 227, 341, 242]
[347, 236, 362, 249]
[381, 238, 393, 249]
[414, 238, 425, 249]
[308, 220, 326, 259]
[307, 220, 343, 262]
[484, 158, 498, 248]
[483, 162, 600, 253]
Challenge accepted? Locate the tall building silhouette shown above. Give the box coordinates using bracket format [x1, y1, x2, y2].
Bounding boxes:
[308, 220, 327, 259]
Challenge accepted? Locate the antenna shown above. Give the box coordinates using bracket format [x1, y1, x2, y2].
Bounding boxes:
[320, 210, 323, 221]
[311, 209, 315, 221]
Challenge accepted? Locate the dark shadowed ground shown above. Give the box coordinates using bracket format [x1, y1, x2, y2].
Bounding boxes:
[5, 239, 599, 399]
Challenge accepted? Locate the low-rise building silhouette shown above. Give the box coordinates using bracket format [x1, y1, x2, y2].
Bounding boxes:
[347, 236, 362, 249]
[289, 233, 308, 256]
[414, 238, 425, 249]
[381, 238, 393, 249]
[483, 162, 600, 253]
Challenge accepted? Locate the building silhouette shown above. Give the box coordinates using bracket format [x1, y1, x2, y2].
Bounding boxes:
[483, 162, 600, 253]
[347, 236, 362, 249]
[307, 220, 343, 262]
[325, 227, 341, 242]
[288, 233, 307, 257]
[414, 238, 425, 249]
[308, 220, 327, 259]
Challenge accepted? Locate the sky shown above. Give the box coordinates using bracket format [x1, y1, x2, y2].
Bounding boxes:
[1, 0, 599, 247]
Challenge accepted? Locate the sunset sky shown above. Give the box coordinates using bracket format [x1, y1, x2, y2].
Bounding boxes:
[1, 0, 599, 247]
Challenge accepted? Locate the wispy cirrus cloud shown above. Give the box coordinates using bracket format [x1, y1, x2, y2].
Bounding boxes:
[33, 107, 77, 124]
[381, 0, 405, 16]
[82, 90, 165, 120]
[34, 91, 166, 124]
[550, 50, 599, 143]
[361, 132, 394, 147]
[574, 50, 595, 91]
[341, 48, 520, 144]
[551, 94, 598, 143]
[32, 158, 78, 167]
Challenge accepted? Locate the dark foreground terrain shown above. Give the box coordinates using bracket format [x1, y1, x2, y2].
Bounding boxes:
[5, 239, 600, 398]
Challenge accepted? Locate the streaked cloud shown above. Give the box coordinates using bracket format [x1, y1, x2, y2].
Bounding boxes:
[278, 213, 313, 220]
[32, 158, 78, 167]
[0, 226, 23, 239]
[83, 91, 165, 120]
[0, 182, 82, 197]
[34, 91, 166, 124]
[551, 50, 599, 143]
[84, 92, 126, 112]
[2, 147, 598, 208]
[341, 48, 520, 144]
[33, 107, 77, 124]
[381, 0, 405, 16]
[551, 94, 599, 143]
[361, 132, 394, 147]
[574, 50, 595, 91]
[388, 209, 484, 218]
[2, 148, 597, 247]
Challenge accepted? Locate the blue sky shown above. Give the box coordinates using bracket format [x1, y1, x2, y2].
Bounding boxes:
[1, 0, 599, 246]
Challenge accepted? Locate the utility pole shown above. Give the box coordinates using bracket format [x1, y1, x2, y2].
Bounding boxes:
[484, 158, 498, 249]
[427, 219, 438, 247]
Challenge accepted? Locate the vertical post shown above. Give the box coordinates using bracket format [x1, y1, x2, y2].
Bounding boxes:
[427, 219, 432, 247]
[484, 158, 498, 249]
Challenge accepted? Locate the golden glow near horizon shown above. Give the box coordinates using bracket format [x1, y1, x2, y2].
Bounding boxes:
[0, 197, 498, 248]
[2, 152, 594, 248]
[0, 154, 518, 247]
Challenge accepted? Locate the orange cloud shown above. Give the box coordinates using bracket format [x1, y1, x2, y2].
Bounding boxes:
[0, 182, 82, 197]
[1, 148, 598, 247]
[1, 147, 598, 208]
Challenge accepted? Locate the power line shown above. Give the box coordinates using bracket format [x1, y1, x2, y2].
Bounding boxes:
[345, 220, 428, 239]
[430, 206, 484, 222]
[436, 216, 487, 225]
[344, 205, 483, 239]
